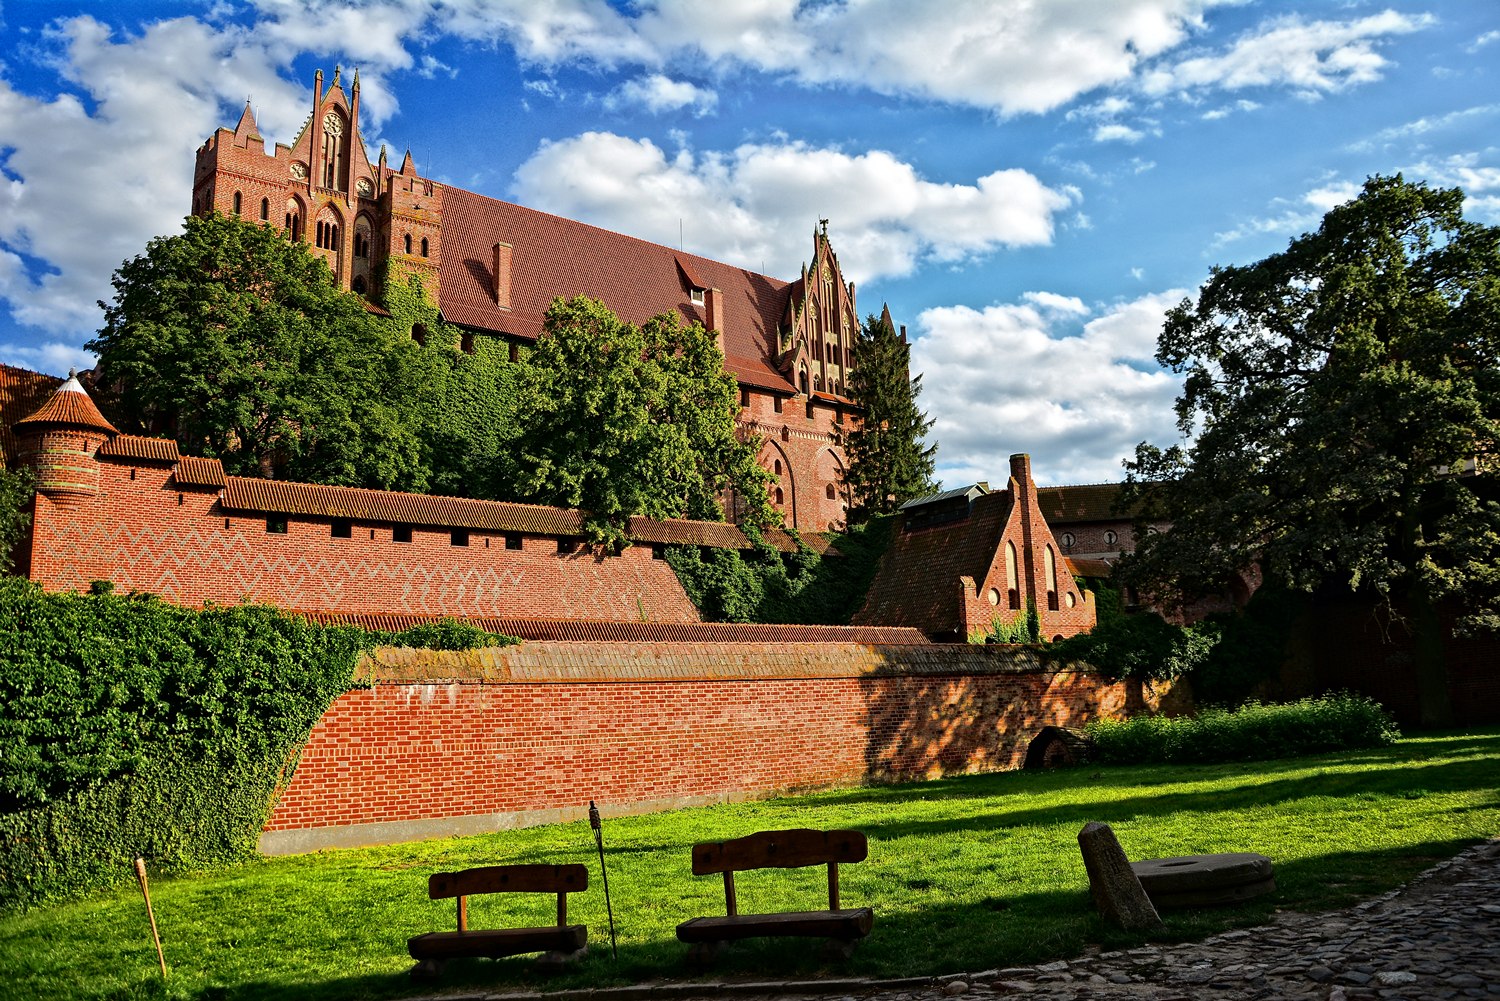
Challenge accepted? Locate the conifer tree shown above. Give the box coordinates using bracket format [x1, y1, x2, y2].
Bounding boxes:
[839, 311, 938, 522]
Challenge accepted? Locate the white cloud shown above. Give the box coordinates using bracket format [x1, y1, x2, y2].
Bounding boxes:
[0, 15, 308, 354]
[911, 290, 1186, 487]
[1212, 180, 1360, 246]
[605, 74, 717, 117]
[1409, 153, 1500, 222]
[511, 132, 1077, 282]
[1140, 11, 1432, 99]
[1201, 98, 1260, 120]
[1467, 30, 1500, 53]
[1094, 123, 1146, 143]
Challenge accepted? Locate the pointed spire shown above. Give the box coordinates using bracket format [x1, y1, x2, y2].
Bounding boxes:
[15, 372, 118, 435]
[352, 67, 360, 92]
[331, 65, 342, 90]
[399, 148, 415, 175]
[233, 100, 260, 140]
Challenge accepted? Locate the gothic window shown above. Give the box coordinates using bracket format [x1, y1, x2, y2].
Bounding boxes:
[1006, 540, 1020, 609]
[420, 236, 429, 258]
[825, 484, 835, 500]
[351, 275, 367, 294]
[404, 233, 412, 254]
[774, 459, 782, 475]
[798, 367, 808, 395]
[232, 191, 242, 215]
[321, 110, 345, 189]
[259, 198, 269, 221]
[1044, 545, 1059, 611]
[774, 487, 784, 505]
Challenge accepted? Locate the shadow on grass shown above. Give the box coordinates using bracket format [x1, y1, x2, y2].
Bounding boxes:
[193, 831, 1491, 1001]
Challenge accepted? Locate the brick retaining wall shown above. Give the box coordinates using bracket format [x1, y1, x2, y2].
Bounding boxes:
[260, 642, 1176, 854]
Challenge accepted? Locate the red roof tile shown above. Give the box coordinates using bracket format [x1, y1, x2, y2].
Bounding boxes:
[13, 375, 118, 436]
[176, 455, 227, 488]
[854, 490, 1016, 635]
[293, 609, 931, 645]
[627, 516, 749, 548]
[0, 364, 61, 465]
[221, 476, 585, 534]
[437, 187, 796, 393]
[98, 435, 181, 463]
[1036, 483, 1129, 523]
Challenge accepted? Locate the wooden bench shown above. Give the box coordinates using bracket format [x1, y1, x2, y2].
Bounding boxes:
[407, 863, 588, 978]
[675, 828, 873, 961]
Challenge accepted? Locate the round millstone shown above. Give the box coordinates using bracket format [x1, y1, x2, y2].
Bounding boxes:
[1131, 853, 1274, 893]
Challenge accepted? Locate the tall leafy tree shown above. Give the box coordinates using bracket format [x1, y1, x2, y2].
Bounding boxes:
[89, 213, 430, 491]
[0, 465, 33, 573]
[838, 311, 937, 522]
[501, 296, 772, 546]
[1120, 175, 1500, 726]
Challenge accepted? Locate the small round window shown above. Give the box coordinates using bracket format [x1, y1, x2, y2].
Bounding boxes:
[987, 587, 1001, 606]
[1105, 530, 1118, 546]
[1066, 592, 1077, 608]
[1061, 532, 1075, 550]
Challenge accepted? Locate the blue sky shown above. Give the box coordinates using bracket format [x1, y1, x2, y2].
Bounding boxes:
[0, 1, 1496, 487]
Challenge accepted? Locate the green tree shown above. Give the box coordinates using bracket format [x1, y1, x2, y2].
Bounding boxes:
[500, 296, 772, 546]
[1120, 175, 1500, 726]
[0, 465, 33, 572]
[839, 311, 937, 522]
[89, 213, 430, 491]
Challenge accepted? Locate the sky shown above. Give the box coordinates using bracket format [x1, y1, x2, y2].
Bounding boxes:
[0, 1, 1496, 489]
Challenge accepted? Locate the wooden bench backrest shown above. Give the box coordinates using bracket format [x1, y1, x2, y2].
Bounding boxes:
[428, 863, 588, 900]
[691, 829, 868, 876]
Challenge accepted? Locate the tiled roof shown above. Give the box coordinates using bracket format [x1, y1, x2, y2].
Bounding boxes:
[99, 435, 181, 462]
[0, 364, 61, 465]
[900, 483, 989, 511]
[1065, 556, 1116, 579]
[854, 490, 1016, 635]
[437, 186, 796, 393]
[293, 609, 931, 645]
[221, 476, 586, 534]
[1036, 483, 1129, 523]
[176, 455, 227, 488]
[12, 374, 118, 436]
[627, 515, 749, 549]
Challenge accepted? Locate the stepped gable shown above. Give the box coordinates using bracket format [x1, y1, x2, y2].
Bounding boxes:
[0, 364, 62, 465]
[294, 610, 931, 645]
[437, 186, 795, 393]
[13, 372, 118, 436]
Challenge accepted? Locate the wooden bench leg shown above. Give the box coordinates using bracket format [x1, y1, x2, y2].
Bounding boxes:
[409, 958, 446, 981]
[821, 938, 859, 961]
[534, 943, 588, 973]
[686, 940, 726, 968]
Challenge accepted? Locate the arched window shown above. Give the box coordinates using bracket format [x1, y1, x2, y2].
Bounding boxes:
[774, 487, 784, 505]
[1005, 540, 1020, 609]
[232, 191, 242, 215]
[798, 367, 809, 395]
[1044, 545, 1059, 611]
[412, 323, 428, 346]
[260, 198, 269, 221]
[403, 233, 412, 254]
[773, 459, 782, 475]
[351, 275, 367, 294]
[420, 236, 429, 258]
[825, 483, 836, 500]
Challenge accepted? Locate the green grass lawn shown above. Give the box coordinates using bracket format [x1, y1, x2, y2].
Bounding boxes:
[3, 729, 1497, 1001]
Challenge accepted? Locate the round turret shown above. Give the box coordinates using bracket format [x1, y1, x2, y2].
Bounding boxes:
[13, 372, 118, 506]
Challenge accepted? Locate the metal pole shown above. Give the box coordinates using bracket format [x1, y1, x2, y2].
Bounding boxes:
[588, 800, 618, 959]
[133, 857, 167, 978]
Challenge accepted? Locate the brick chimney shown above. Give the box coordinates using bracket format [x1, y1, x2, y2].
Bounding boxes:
[492, 242, 512, 309]
[704, 287, 725, 352]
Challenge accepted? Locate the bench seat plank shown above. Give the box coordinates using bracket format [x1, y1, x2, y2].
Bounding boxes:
[676, 907, 873, 943]
[408, 924, 587, 961]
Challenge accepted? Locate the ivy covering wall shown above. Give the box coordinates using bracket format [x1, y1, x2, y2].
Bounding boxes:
[0, 577, 510, 910]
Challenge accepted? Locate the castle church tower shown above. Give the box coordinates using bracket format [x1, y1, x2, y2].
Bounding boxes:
[191, 69, 443, 302]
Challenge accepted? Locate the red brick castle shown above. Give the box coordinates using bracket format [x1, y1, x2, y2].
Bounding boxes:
[192, 69, 878, 532]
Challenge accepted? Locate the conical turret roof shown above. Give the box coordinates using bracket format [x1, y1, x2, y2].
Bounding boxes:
[14, 372, 118, 435]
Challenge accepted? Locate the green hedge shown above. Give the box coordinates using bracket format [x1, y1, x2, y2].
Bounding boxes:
[0, 579, 384, 910]
[1085, 693, 1401, 765]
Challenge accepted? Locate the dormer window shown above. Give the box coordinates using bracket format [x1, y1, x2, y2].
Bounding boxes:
[690, 287, 705, 305]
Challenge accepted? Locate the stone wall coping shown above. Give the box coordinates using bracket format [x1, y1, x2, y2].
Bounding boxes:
[361, 641, 1098, 685]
